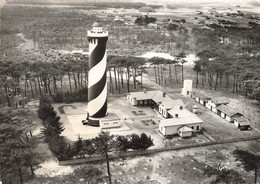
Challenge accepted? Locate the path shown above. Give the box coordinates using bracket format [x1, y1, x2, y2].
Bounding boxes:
[16, 33, 35, 52]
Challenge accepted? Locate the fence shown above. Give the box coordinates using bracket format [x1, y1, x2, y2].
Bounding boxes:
[59, 135, 260, 166]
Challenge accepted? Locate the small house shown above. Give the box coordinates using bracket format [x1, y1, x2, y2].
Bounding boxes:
[193, 92, 211, 106]
[178, 126, 193, 138]
[216, 105, 243, 123]
[234, 117, 251, 130]
[192, 105, 199, 114]
[206, 97, 229, 113]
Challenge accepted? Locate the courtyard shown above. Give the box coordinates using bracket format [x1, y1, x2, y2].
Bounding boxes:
[53, 91, 260, 150]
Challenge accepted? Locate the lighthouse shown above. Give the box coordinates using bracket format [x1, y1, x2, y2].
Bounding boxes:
[87, 22, 108, 123]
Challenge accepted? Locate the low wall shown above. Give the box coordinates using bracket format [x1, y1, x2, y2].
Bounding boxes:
[59, 135, 260, 166]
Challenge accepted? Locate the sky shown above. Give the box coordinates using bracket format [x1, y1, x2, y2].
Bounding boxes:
[3, 0, 260, 8]
[142, 0, 260, 6]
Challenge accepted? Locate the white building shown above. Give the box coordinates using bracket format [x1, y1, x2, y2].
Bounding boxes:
[193, 92, 211, 107]
[216, 105, 243, 123]
[127, 90, 172, 107]
[192, 105, 199, 114]
[99, 110, 122, 129]
[234, 117, 251, 130]
[206, 97, 229, 113]
[159, 99, 185, 118]
[181, 79, 193, 96]
[159, 116, 203, 136]
[178, 126, 194, 138]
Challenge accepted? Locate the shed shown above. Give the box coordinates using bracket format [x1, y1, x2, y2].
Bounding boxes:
[216, 105, 243, 122]
[234, 117, 251, 130]
[206, 97, 229, 113]
[178, 126, 193, 138]
[192, 105, 199, 113]
[193, 92, 211, 106]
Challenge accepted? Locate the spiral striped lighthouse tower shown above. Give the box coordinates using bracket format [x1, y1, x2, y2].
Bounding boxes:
[87, 22, 108, 124]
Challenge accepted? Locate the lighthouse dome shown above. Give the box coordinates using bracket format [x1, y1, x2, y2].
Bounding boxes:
[93, 22, 102, 27]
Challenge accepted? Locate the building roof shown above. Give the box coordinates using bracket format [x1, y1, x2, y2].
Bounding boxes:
[160, 99, 185, 109]
[129, 90, 172, 103]
[211, 97, 229, 105]
[168, 106, 196, 118]
[178, 126, 193, 132]
[172, 99, 185, 107]
[234, 117, 249, 126]
[216, 104, 243, 117]
[193, 105, 199, 109]
[160, 116, 204, 127]
[129, 90, 156, 100]
[193, 92, 211, 100]
[151, 91, 173, 104]
[160, 100, 175, 109]
[239, 121, 250, 126]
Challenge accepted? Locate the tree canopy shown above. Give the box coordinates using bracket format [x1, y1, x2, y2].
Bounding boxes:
[233, 149, 260, 184]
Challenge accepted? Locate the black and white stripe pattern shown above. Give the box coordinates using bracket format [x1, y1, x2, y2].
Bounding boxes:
[87, 37, 108, 118]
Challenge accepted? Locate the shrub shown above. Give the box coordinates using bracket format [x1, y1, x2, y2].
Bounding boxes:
[139, 133, 154, 150]
[38, 96, 68, 160]
[129, 134, 142, 150]
[52, 91, 64, 102]
[45, 116, 64, 135]
[129, 133, 154, 151]
[135, 15, 157, 25]
[83, 139, 95, 155]
[37, 97, 56, 121]
[73, 136, 83, 154]
[117, 135, 130, 152]
[167, 24, 178, 31]
[53, 133, 153, 161]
